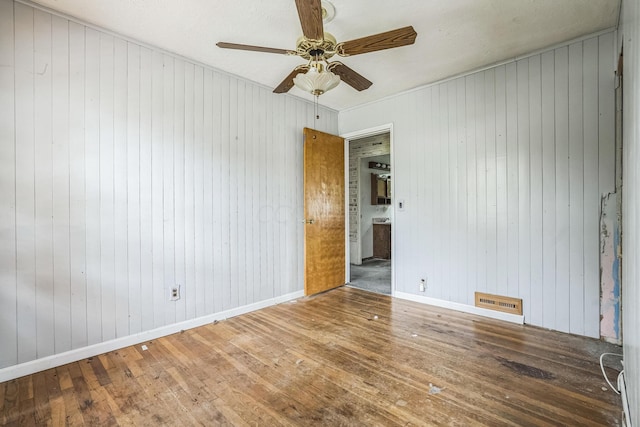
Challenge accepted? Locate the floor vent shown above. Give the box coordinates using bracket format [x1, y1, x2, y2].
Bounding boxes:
[475, 292, 523, 315]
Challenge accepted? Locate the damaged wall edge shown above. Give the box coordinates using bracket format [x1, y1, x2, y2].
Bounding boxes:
[600, 191, 622, 344]
[599, 70, 625, 346]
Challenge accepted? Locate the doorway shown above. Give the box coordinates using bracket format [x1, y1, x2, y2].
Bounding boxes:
[343, 128, 393, 295]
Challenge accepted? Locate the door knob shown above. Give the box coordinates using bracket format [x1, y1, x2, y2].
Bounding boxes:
[305, 219, 315, 224]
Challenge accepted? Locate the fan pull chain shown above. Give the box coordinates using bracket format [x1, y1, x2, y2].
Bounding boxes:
[314, 94, 320, 126]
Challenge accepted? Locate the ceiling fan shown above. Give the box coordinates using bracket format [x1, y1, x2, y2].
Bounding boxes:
[216, 0, 417, 97]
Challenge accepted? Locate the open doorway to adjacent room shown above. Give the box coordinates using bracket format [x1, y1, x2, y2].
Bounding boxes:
[346, 131, 392, 295]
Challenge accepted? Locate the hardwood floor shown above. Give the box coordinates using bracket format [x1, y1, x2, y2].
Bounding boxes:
[0, 287, 623, 426]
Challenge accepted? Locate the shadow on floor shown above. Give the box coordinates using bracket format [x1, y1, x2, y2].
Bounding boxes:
[349, 258, 391, 295]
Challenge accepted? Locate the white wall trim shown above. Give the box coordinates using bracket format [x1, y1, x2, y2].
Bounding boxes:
[394, 292, 525, 325]
[341, 124, 394, 140]
[0, 290, 304, 383]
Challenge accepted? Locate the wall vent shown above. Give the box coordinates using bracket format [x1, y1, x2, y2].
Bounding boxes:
[475, 292, 523, 315]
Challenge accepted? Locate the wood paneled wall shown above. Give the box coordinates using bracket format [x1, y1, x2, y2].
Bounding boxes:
[620, 0, 640, 420]
[339, 33, 616, 338]
[0, 0, 338, 370]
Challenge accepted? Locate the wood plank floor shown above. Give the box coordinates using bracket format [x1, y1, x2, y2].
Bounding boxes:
[0, 287, 623, 426]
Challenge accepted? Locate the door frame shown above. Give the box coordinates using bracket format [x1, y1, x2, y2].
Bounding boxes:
[341, 123, 395, 295]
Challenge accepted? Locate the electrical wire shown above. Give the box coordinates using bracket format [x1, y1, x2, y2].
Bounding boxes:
[599, 352, 623, 395]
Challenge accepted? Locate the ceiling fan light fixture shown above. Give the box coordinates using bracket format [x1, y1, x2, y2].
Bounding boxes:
[293, 62, 340, 96]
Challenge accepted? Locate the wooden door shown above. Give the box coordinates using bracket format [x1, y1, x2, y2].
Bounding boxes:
[303, 127, 345, 296]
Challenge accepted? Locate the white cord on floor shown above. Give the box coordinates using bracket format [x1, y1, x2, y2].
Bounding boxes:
[599, 352, 623, 395]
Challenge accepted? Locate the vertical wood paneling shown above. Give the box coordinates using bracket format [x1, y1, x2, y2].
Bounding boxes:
[528, 55, 544, 327]
[127, 42, 142, 335]
[193, 65, 205, 317]
[484, 69, 498, 296]
[68, 21, 87, 350]
[281, 95, 291, 296]
[540, 50, 557, 331]
[455, 79, 467, 304]
[162, 54, 175, 325]
[236, 81, 246, 307]
[445, 81, 456, 301]
[202, 68, 214, 314]
[424, 88, 435, 296]
[212, 71, 226, 314]
[505, 62, 519, 299]
[273, 95, 285, 297]
[51, 15, 71, 354]
[437, 83, 449, 301]
[554, 46, 570, 333]
[227, 77, 237, 309]
[113, 38, 128, 338]
[174, 58, 186, 323]
[252, 85, 261, 303]
[150, 50, 164, 329]
[0, 0, 17, 367]
[262, 96, 271, 294]
[339, 32, 615, 338]
[84, 28, 101, 345]
[283, 96, 292, 293]
[494, 66, 508, 297]
[261, 88, 272, 302]
[14, 2, 37, 363]
[598, 33, 616, 196]
[245, 85, 256, 304]
[516, 59, 531, 321]
[267, 93, 277, 298]
[2, 1, 336, 370]
[34, 9, 55, 359]
[465, 76, 477, 303]
[568, 42, 585, 335]
[99, 33, 116, 342]
[138, 46, 153, 333]
[474, 73, 487, 294]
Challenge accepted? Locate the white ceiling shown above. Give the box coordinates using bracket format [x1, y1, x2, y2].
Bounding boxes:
[30, 0, 620, 111]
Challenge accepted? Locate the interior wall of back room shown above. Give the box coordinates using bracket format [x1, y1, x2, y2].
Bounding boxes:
[339, 32, 616, 338]
[0, 0, 338, 371]
[360, 155, 392, 260]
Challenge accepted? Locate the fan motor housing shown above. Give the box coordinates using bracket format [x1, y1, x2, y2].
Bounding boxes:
[296, 33, 337, 60]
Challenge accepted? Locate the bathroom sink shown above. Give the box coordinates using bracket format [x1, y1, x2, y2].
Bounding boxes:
[372, 217, 391, 224]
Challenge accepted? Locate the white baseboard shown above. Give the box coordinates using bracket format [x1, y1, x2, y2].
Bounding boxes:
[0, 290, 304, 383]
[394, 292, 525, 325]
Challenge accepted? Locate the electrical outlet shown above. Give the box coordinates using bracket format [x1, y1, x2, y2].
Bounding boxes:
[170, 286, 180, 301]
[419, 278, 426, 292]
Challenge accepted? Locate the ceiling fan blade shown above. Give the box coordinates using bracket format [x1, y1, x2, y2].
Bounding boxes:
[295, 0, 324, 41]
[327, 62, 372, 91]
[273, 65, 309, 93]
[216, 42, 295, 55]
[337, 26, 417, 56]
